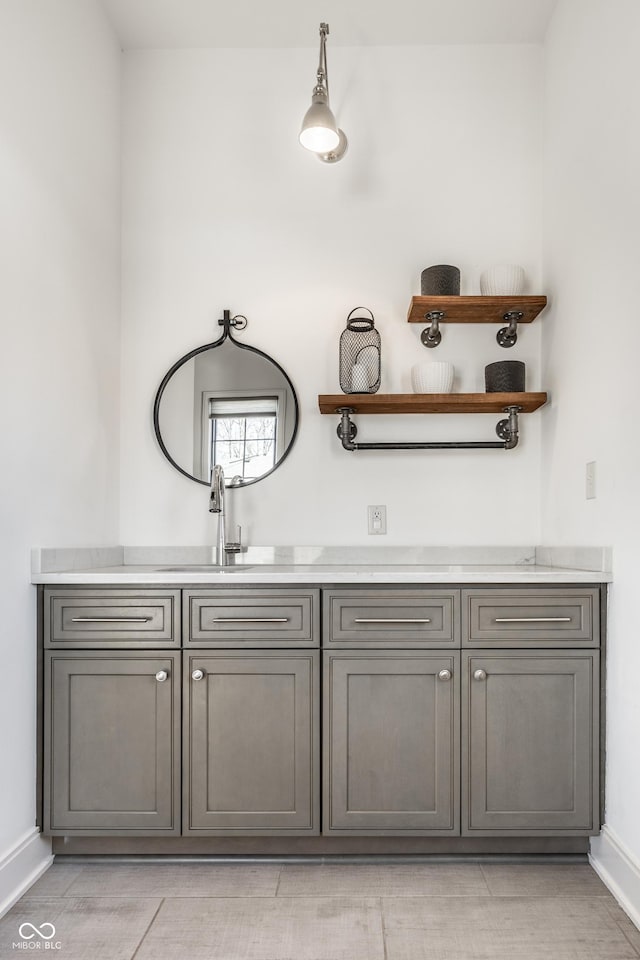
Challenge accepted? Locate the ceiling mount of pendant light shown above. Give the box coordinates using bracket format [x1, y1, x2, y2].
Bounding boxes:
[299, 22, 348, 164]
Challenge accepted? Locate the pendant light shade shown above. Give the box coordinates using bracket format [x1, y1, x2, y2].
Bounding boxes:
[299, 23, 348, 163]
[299, 92, 340, 153]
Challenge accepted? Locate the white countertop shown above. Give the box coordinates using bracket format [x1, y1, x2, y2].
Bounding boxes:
[31, 563, 611, 585]
[30, 545, 612, 584]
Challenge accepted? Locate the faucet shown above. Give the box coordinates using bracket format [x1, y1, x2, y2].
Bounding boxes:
[209, 464, 227, 565]
[209, 464, 242, 565]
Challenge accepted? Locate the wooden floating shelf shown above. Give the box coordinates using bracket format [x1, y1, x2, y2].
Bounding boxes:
[407, 295, 547, 325]
[318, 393, 548, 415]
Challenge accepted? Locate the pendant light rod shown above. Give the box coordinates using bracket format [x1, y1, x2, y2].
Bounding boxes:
[317, 23, 329, 95]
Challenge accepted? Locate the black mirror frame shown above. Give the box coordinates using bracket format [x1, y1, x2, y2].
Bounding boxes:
[153, 309, 299, 488]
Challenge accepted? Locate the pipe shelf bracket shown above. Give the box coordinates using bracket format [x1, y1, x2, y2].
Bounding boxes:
[496, 311, 524, 348]
[420, 311, 444, 348]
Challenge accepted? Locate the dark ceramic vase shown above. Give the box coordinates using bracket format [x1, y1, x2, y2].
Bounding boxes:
[485, 360, 526, 393]
[420, 264, 460, 296]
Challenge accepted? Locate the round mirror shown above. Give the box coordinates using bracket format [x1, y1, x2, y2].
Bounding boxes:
[153, 314, 299, 487]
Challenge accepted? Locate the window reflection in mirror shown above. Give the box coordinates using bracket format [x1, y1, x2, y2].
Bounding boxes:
[204, 394, 283, 483]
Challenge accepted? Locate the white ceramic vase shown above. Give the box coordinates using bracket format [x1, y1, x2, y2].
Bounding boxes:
[411, 362, 454, 394]
[480, 264, 525, 296]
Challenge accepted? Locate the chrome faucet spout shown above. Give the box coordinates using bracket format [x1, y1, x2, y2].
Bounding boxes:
[209, 464, 224, 513]
[209, 464, 226, 565]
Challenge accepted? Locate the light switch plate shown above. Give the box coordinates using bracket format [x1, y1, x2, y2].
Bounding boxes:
[586, 461, 596, 500]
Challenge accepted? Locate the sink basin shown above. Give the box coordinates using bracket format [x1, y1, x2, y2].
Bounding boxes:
[159, 565, 254, 573]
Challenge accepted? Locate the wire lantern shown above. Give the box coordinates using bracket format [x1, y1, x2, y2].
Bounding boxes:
[339, 307, 381, 394]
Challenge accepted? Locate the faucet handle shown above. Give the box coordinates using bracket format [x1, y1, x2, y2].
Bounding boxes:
[224, 524, 243, 555]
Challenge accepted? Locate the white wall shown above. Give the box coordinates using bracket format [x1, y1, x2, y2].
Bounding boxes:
[0, 0, 121, 905]
[120, 45, 544, 547]
[542, 0, 640, 920]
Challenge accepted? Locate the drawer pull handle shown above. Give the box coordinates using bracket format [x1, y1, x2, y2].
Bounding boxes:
[353, 618, 432, 624]
[438, 669, 452, 681]
[155, 670, 168, 682]
[493, 617, 572, 623]
[192, 669, 204, 681]
[70, 617, 151, 624]
[473, 669, 487, 681]
[211, 618, 290, 624]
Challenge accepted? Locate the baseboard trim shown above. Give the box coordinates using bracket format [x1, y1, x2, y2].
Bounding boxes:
[0, 829, 53, 919]
[52, 835, 590, 856]
[590, 826, 640, 930]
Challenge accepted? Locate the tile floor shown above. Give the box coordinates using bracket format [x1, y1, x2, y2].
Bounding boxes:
[1, 860, 639, 960]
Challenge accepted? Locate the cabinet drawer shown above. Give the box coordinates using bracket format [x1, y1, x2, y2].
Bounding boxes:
[44, 589, 180, 647]
[324, 590, 459, 647]
[462, 588, 599, 647]
[185, 589, 319, 646]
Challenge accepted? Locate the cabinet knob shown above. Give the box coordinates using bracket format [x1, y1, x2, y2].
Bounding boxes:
[473, 669, 487, 681]
[437, 669, 452, 681]
[155, 670, 168, 683]
[192, 669, 204, 681]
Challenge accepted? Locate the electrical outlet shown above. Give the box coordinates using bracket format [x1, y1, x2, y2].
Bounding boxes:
[586, 461, 596, 500]
[368, 504, 387, 535]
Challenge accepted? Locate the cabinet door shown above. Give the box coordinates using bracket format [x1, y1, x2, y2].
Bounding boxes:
[463, 651, 599, 835]
[184, 651, 319, 834]
[44, 652, 180, 835]
[324, 651, 460, 835]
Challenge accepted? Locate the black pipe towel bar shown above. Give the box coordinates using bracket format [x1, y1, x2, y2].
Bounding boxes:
[335, 405, 522, 452]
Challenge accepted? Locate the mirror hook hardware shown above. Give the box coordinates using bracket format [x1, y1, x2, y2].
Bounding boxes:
[218, 308, 248, 340]
[420, 310, 444, 348]
[495, 404, 521, 449]
[336, 407, 358, 451]
[496, 310, 524, 348]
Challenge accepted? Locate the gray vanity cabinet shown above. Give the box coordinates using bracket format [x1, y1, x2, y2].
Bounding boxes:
[44, 651, 181, 835]
[184, 650, 319, 834]
[39, 582, 604, 849]
[323, 650, 460, 834]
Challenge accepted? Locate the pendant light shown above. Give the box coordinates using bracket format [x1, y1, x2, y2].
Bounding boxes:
[299, 23, 348, 164]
